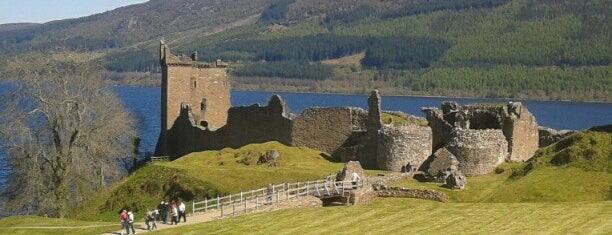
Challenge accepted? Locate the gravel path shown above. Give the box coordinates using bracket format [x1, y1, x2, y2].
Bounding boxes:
[102, 196, 322, 234]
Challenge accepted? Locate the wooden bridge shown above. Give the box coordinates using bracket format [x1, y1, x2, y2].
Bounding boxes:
[191, 178, 368, 218]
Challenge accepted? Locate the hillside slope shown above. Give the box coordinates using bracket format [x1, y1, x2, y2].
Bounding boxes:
[0, 0, 609, 101]
[68, 141, 344, 221]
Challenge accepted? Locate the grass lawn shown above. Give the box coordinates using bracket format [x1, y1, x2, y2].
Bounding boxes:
[152, 198, 612, 234]
[0, 216, 116, 235]
[164, 141, 346, 192]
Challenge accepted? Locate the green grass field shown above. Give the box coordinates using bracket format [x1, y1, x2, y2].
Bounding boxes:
[0, 216, 115, 235]
[151, 199, 611, 235]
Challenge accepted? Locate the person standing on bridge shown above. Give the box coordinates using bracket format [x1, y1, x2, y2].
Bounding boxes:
[351, 172, 360, 189]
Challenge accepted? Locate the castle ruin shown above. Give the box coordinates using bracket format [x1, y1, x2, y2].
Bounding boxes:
[155, 42, 540, 179]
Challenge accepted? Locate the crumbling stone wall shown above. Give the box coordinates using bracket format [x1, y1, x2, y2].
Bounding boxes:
[292, 107, 367, 156]
[421, 101, 539, 175]
[446, 129, 508, 176]
[159, 95, 292, 157]
[358, 90, 383, 169]
[538, 126, 575, 147]
[502, 105, 539, 162]
[376, 124, 432, 172]
[376, 186, 449, 202]
[224, 95, 293, 148]
[421, 107, 452, 152]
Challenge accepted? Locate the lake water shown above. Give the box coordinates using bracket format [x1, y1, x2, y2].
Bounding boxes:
[0, 85, 611, 195]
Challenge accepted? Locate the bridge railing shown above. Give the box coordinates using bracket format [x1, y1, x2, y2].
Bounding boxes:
[192, 177, 367, 217]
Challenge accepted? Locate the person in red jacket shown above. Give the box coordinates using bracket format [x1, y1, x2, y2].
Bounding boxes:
[119, 209, 128, 235]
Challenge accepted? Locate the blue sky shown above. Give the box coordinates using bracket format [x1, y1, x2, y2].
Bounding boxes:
[0, 0, 148, 24]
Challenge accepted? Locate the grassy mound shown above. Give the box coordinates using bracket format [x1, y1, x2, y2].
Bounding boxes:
[514, 130, 611, 175]
[164, 141, 345, 193]
[69, 141, 344, 222]
[394, 130, 612, 202]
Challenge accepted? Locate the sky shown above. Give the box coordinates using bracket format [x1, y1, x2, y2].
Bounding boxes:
[0, 0, 148, 24]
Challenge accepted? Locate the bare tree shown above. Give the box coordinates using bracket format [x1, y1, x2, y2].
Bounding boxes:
[0, 51, 137, 218]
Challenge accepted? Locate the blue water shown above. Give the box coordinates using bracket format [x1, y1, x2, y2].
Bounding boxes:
[0, 86, 611, 194]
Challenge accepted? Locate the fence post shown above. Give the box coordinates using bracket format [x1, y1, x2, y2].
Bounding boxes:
[276, 191, 279, 205]
[192, 200, 195, 215]
[240, 191, 243, 202]
[217, 195, 220, 210]
[229, 194, 232, 202]
[251, 189, 254, 199]
[232, 202, 235, 216]
[305, 181, 309, 196]
[256, 196, 259, 210]
[205, 197, 208, 212]
[221, 203, 224, 217]
[244, 200, 247, 213]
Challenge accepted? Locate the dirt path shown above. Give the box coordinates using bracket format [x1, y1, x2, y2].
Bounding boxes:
[102, 196, 321, 234]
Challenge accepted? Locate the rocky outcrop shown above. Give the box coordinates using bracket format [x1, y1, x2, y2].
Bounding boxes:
[258, 149, 280, 166]
[444, 171, 466, 190]
[426, 147, 459, 183]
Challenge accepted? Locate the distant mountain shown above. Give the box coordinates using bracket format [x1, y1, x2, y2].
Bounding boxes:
[0, 0, 609, 102]
[0, 0, 275, 52]
[0, 23, 40, 32]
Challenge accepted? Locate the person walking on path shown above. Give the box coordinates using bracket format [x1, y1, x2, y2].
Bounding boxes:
[157, 200, 165, 223]
[145, 209, 157, 231]
[171, 204, 179, 225]
[120, 209, 128, 235]
[178, 200, 186, 223]
[127, 210, 136, 234]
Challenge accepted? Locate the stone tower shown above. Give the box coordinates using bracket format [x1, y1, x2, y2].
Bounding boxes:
[156, 40, 230, 156]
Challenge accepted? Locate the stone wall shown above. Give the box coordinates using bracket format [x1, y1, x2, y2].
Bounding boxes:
[292, 107, 367, 155]
[421, 107, 452, 152]
[160, 95, 293, 157]
[358, 90, 383, 169]
[224, 95, 293, 148]
[446, 129, 508, 176]
[502, 103, 539, 162]
[376, 124, 432, 172]
[376, 186, 449, 202]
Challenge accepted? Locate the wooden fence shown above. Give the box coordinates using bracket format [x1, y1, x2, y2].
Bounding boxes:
[192, 178, 367, 217]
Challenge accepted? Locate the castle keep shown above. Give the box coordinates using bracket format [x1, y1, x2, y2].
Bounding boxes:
[156, 41, 230, 155]
[155, 42, 541, 180]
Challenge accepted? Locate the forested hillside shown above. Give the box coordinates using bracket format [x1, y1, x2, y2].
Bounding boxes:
[0, 0, 610, 101]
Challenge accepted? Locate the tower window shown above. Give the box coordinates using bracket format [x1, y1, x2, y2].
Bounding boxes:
[190, 77, 197, 89]
[201, 99, 207, 111]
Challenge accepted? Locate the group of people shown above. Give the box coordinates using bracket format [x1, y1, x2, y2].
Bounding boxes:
[119, 209, 136, 235]
[154, 199, 187, 226]
[118, 199, 187, 234]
